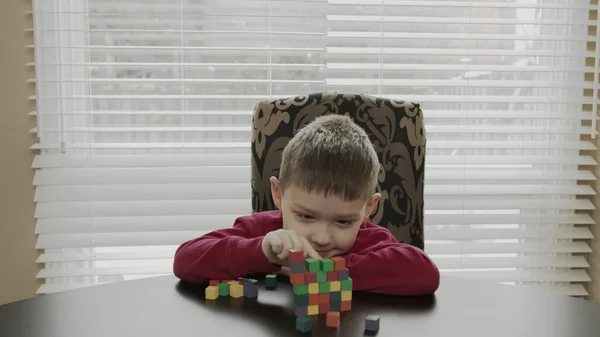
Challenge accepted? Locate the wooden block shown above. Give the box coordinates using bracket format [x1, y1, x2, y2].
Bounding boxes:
[205, 286, 219, 300]
[208, 280, 220, 286]
[230, 284, 244, 298]
[327, 271, 338, 282]
[330, 280, 341, 292]
[320, 258, 334, 272]
[305, 258, 320, 272]
[319, 282, 330, 293]
[294, 304, 308, 318]
[305, 272, 317, 283]
[290, 273, 306, 285]
[341, 290, 352, 301]
[318, 302, 330, 314]
[308, 293, 320, 305]
[265, 274, 278, 290]
[308, 283, 319, 294]
[243, 283, 258, 299]
[293, 284, 308, 295]
[330, 291, 341, 303]
[326, 312, 340, 328]
[341, 277, 352, 291]
[307, 304, 319, 316]
[296, 317, 312, 333]
[331, 257, 346, 271]
[289, 249, 305, 263]
[330, 299, 341, 312]
[338, 269, 349, 281]
[365, 315, 380, 333]
[217, 283, 230, 296]
[295, 293, 309, 306]
[316, 271, 327, 283]
[290, 261, 306, 274]
[341, 300, 352, 312]
[319, 293, 329, 304]
[227, 280, 240, 285]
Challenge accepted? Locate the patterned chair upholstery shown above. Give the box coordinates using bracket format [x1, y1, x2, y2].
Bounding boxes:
[250, 93, 426, 250]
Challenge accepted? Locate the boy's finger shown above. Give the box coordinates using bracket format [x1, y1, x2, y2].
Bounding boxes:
[277, 232, 293, 260]
[300, 236, 322, 260]
[289, 233, 304, 252]
[269, 234, 283, 254]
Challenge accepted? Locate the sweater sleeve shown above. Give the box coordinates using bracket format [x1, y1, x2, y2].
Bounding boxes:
[344, 226, 440, 296]
[172, 217, 280, 284]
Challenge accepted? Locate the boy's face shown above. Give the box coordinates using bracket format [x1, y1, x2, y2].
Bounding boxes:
[270, 177, 380, 258]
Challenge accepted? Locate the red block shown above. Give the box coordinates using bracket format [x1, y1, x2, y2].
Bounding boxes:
[327, 271, 338, 282]
[209, 280, 220, 286]
[319, 302, 330, 314]
[319, 293, 329, 304]
[331, 257, 346, 271]
[326, 312, 340, 328]
[305, 272, 317, 283]
[290, 273, 306, 285]
[309, 294, 320, 305]
[288, 249, 305, 263]
[341, 300, 352, 312]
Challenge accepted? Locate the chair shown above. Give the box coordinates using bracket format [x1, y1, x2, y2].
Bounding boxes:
[250, 93, 426, 250]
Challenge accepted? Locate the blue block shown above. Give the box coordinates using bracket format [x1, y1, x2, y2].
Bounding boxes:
[290, 261, 306, 274]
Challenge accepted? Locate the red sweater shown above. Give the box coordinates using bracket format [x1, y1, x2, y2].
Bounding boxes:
[173, 210, 440, 296]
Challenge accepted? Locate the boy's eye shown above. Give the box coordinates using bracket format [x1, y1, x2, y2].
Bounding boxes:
[297, 214, 314, 221]
[336, 220, 352, 226]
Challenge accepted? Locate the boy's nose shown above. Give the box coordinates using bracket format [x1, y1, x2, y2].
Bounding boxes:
[310, 226, 332, 247]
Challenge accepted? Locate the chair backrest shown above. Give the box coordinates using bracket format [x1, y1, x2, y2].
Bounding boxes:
[250, 93, 426, 250]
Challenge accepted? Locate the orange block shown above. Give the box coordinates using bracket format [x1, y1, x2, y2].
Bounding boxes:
[209, 280, 220, 286]
[290, 273, 306, 285]
[331, 257, 346, 271]
[326, 312, 340, 328]
[309, 294, 320, 305]
[341, 300, 352, 312]
[319, 293, 329, 304]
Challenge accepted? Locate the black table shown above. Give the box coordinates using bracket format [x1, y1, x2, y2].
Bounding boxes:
[1, 275, 599, 337]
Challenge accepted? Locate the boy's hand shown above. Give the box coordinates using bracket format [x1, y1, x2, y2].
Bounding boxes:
[261, 229, 322, 265]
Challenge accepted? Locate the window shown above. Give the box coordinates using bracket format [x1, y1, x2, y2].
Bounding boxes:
[31, 0, 596, 296]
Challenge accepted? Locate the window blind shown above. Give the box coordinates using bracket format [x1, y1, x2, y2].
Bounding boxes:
[30, 0, 596, 297]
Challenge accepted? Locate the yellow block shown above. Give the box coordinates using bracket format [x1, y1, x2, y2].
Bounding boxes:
[230, 284, 244, 298]
[205, 286, 219, 300]
[330, 281, 341, 292]
[341, 290, 352, 301]
[307, 305, 319, 316]
[228, 280, 240, 285]
[308, 283, 319, 294]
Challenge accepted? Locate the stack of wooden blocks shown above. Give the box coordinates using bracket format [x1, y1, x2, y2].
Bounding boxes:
[288, 249, 352, 333]
[204, 278, 259, 300]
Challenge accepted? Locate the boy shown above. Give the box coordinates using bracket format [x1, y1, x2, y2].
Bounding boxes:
[173, 114, 439, 295]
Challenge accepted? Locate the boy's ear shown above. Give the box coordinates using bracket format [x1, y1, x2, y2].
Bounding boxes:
[270, 176, 283, 210]
[363, 193, 381, 221]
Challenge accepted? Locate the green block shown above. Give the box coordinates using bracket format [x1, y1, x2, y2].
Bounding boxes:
[296, 317, 312, 333]
[305, 258, 320, 273]
[319, 258, 334, 272]
[294, 284, 308, 295]
[341, 278, 353, 291]
[217, 283, 230, 296]
[330, 291, 341, 302]
[294, 293, 309, 306]
[319, 282, 330, 294]
[330, 299, 341, 312]
[316, 271, 326, 283]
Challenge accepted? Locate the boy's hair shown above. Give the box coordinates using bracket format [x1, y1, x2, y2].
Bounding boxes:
[278, 114, 379, 202]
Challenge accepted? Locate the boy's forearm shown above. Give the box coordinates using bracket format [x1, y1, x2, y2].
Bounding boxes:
[345, 243, 440, 296]
[173, 231, 280, 284]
